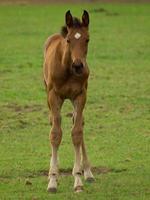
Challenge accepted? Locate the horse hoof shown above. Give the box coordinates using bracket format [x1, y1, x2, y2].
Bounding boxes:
[85, 177, 95, 183]
[74, 185, 83, 193]
[47, 187, 57, 193]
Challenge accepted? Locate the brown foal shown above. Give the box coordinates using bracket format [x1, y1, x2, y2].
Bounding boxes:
[43, 10, 94, 193]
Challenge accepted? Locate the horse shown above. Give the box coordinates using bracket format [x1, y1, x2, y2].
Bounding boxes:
[43, 10, 94, 193]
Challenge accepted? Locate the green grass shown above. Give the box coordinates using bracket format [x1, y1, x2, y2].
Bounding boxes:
[0, 3, 150, 200]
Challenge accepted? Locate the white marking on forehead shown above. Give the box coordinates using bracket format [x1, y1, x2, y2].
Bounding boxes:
[74, 32, 81, 39]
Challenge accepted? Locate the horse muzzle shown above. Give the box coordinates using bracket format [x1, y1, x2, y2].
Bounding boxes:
[72, 61, 84, 76]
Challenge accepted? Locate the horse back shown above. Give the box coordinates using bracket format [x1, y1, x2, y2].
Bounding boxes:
[44, 34, 63, 58]
[43, 34, 63, 89]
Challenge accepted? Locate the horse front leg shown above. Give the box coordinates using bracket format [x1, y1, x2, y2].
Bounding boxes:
[47, 91, 63, 193]
[81, 140, 95, 182]
[71, 92, 86, 192]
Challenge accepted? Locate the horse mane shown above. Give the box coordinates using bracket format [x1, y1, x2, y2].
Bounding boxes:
[61, 17, 82, 38]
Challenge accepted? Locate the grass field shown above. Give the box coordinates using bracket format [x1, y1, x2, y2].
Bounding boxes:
[0, 3, 150, 200]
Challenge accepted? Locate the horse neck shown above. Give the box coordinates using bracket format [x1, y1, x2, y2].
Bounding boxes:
[61, 40, 72, 68]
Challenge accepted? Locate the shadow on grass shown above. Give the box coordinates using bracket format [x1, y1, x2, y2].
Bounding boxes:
[21, 166, 127, 178]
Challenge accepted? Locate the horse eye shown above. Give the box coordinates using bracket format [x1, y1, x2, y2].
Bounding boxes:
[67, 39, 70, 43]
[86, 39, 89, 43]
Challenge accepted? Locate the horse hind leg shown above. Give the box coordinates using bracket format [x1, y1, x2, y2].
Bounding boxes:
[72, 97, 94, 183]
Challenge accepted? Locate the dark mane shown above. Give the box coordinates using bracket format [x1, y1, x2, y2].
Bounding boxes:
[61, 17, 82, 38]
[72, 17, 82, 28]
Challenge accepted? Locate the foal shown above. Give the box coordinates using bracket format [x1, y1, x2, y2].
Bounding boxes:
[43, 10, 94, 193]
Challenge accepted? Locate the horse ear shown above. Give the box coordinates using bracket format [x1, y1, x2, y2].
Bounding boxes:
[82, 10, 89, 27]
[65, 10, 73, 28]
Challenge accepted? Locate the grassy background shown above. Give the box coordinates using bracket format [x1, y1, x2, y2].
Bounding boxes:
[0, 3, 150, 200]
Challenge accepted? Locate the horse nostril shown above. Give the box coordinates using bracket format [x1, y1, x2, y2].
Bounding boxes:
[72, 62, 84, 75]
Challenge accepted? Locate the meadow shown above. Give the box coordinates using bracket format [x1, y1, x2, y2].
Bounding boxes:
[0, 3, 150, 200]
